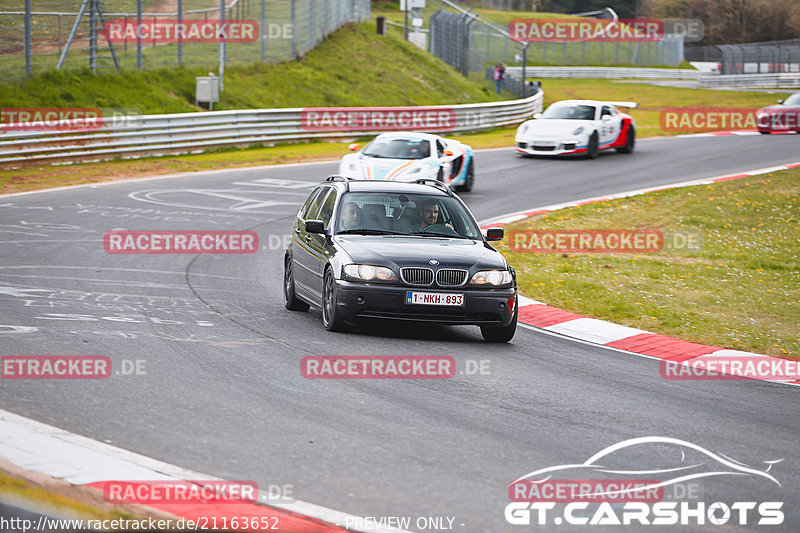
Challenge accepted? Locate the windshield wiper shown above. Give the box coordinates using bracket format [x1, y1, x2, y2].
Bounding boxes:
[409, 232, 470, 239]
[337, 229, 407, 236]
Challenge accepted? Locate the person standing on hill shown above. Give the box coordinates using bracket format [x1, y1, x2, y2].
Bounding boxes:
[494, 63, 506, 94]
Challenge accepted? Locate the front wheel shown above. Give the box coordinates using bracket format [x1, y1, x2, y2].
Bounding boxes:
[284, 257, 309, 311]
[322, 269, 346, 332]
[616, 126, 635, 154]
[586, 132, 599, 159]
[456, 159, 474, 192]
[480, 303, 517, 343]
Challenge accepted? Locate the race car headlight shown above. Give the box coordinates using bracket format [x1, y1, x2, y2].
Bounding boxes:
[518, 124, 529, 135]
[572, 126, 584, 135]
[343, 264, 397, 282]
[470, 270, 512, 286]
[348, 163, 357, 171]
[408, 167, 423, 174]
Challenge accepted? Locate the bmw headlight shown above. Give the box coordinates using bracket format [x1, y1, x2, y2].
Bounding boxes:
[572, 126, 584, 135]
[470, 270, 512, 286]
[343, 264, 397, 282]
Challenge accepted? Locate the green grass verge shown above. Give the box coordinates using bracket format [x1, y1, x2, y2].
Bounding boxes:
[0, 471, 144, 522]
[496, 169, 800, 357]
[536, 79, 781, 137]
[0, 22, 503, 113]
[0, 127, 517, 195]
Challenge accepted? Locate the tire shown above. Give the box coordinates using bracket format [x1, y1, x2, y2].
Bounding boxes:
[284, 257, 310, 311]
[322, 268, 346, 332]
[480, 302, 517, 343]
[616, 125, 635, 154]
[456, 159, 474, 192]
[586, 132, 599, 159]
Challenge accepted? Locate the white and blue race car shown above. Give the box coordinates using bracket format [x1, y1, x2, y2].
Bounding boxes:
[515, 99, 637, 158]
[338, 132, 475, 192]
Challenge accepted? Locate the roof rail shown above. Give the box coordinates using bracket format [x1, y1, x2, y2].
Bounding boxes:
[325, 174, 351, 191]
[413, 178, 453, 196]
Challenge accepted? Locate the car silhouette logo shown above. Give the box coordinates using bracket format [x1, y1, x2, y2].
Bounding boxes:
[429, 260, 439, 265]
[510, 436, 783, 499]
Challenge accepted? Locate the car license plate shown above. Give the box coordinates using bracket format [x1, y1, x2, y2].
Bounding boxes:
[406, 291, 464, 306]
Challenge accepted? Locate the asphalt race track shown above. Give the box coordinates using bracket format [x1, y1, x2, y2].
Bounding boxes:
[1, 133, 798, 532]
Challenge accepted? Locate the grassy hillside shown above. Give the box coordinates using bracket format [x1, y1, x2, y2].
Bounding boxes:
[0, 23, 502, 114]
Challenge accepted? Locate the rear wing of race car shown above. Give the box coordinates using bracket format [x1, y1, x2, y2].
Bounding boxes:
[608, 101, 638, 109]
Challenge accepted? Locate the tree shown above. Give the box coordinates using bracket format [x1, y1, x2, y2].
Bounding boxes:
[539, 0, 640, 18]
[638, 0, 800, 44]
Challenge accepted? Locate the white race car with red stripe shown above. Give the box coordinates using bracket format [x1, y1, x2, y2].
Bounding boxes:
[515, 100, 637, 158]
[338, 132, 475, 192]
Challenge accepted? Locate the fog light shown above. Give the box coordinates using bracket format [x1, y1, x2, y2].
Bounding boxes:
[356, 296, 365, 304]
[498, 302, 505, 310]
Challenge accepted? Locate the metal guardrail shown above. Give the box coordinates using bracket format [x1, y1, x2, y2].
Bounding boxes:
[507, 66, 705, 79]
[0, 93, 543, 165]
[699, 73, 800, 88]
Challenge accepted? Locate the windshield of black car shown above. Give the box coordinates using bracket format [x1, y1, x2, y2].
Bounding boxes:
[335, 192, 481, 239]
[540, 104, 596, 120]
[784, 94, 800, 106]
[361, 138, 431, 159]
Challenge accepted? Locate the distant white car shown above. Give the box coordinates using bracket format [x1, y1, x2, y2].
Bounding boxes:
[515, 99, 637, 158]
[338, 132, 475, 192]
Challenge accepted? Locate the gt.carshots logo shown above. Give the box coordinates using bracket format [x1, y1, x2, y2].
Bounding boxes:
[505, 437, 784, 527]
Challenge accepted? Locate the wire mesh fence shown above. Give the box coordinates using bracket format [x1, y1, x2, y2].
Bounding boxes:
[0, 0, 370, 81]
[427, 0, 685, 85]
[718, 40, 800, 74]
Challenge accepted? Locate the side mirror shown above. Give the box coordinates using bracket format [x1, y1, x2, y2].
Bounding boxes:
[305, 220, 325, 234]
[348, 143, 360, 152]
[602, 115, 612, 121]
[533, 113, 542, 119]
[777, 99, 784, 105]
[485, 227, 504, 241]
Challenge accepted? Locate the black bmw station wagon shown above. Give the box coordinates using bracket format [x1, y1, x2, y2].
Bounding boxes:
[284, 177, 517, 342]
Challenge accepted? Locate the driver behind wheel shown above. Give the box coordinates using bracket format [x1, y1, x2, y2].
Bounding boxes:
[413, 199, 454, 232]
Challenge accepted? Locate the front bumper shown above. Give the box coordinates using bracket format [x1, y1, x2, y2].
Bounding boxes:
[335, 280, 517, 327]
[515, 139, 587, 156]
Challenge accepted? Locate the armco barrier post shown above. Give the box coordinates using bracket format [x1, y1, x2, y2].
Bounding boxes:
[24, 0, 32, 76]
[137, 0, 142, 70]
